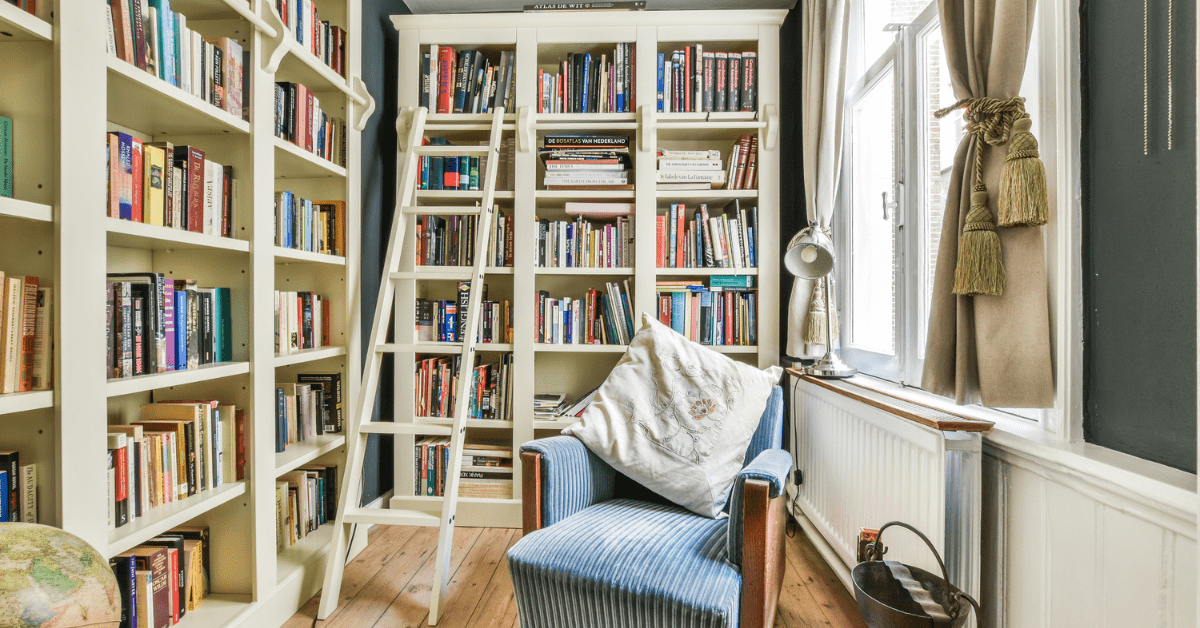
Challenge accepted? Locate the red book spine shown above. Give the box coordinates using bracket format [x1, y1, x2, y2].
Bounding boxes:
[130, 138, 144, 223]
[684, 47, 693, 112]
[108, 134, 121, 218]
[168, 549, 180, 624]
[655, 215, 665, 267]
[115, 445, 128, 502]
[659, 295, 670, 326]
[675, 204, 685, 269]
[745, 135, 759, 190]
[187, 148, 206, 233]
[537, 69, 544, 113]
[235, 408, 246, 480]
[724, 292, 733, 345]
[437, 47, 456, 114]
[305, 91, 316, 153]
[18, 276, 38, 391]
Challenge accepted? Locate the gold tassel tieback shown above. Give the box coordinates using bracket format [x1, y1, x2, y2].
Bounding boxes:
[803, 279, 839, 345]
[953, 189, 1006, 296]
[997, 117, 1049, 226]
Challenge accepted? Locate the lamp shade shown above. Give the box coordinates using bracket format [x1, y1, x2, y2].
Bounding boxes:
[784, 226, 834, 279]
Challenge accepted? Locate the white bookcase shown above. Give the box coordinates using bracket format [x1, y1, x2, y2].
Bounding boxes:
[390, 10, 784, 528]
[0, 1, 368, 626]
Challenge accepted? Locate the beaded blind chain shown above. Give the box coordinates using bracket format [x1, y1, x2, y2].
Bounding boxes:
[1144, 0, 1175, 155]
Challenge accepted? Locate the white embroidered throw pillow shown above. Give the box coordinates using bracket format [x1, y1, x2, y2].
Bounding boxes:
[563, 313, 782, 517]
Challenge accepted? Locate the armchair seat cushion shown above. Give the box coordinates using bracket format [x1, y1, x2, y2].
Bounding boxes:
[508, 498, 742, 628]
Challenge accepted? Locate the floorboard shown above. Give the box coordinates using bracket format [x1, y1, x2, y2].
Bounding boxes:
[289, 522, 865, 627]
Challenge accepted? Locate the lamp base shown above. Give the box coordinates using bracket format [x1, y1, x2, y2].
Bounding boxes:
[801, 353, 857, 379]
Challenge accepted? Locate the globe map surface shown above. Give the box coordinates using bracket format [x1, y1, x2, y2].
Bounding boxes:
[0, 523, 121, 628]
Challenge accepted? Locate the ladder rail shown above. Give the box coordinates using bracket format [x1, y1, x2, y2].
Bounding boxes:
[428, 106, 507, 624]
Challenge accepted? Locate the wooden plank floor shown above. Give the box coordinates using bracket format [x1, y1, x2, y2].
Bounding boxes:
[285, 523, 867, 628]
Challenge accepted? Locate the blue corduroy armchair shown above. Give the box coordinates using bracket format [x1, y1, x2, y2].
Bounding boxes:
[506, 386, 792, 628]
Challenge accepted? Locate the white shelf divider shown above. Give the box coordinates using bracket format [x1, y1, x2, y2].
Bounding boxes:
[0, 196, 52, 222]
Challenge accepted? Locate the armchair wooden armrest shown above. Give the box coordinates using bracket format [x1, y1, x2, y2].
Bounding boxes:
[739, 477, 788, 628]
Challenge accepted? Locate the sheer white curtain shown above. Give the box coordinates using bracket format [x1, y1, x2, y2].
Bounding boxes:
[786, 0, 851, 358]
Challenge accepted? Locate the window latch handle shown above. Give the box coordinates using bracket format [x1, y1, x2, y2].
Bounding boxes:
[882, 191, 898, 220]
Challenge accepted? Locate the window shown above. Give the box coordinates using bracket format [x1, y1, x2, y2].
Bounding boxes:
[837, 0, 964, 383]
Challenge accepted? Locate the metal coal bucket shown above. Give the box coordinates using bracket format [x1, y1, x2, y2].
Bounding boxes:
[852, 521, 979, 628]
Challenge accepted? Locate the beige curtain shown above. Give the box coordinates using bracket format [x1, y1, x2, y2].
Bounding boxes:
[786, 0, 850, 358]
[921, 0, 1053, 407]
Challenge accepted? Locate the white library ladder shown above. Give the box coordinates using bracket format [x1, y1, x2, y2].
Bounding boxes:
[318, 106, 506, 624]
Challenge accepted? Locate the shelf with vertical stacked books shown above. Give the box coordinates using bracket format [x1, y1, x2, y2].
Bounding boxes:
[106, 56, 252, 135]
[273, 138, 347, 178]
[392, 11, 783, 529]
[274, 247, 347, 266]
[107, 481, 248, 556]
[274, 346, 347, 367]
[105, 362, 252, 397]
[275, 433, 346, 476]
[0, 390, 54, 416]
[106, 217, 252, 252]
[0, 197, 52, 222]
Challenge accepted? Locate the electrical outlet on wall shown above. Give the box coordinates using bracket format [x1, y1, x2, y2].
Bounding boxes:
[857, 528, 880, 563]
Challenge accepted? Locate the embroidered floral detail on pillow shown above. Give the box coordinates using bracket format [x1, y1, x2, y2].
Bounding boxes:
[626, 354, 743, 465]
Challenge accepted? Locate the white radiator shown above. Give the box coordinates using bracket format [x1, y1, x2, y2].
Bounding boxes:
[787, 378, 983, 620]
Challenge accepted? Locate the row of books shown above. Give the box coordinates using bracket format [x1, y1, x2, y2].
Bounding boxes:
[536, 215, 632, 268]
[414, 354, 514, 422]
[657, 199, 758, 269]
[415, 287, 512, 344]
[0, 452, 35, 522]
[655, 148, 726, 190]
[532, 387, 598, 420]
[274, 290, 332, 355]
[106, 275, 232, 379]
[656, 279, 758, 346]
[275, 192, 347, 256]
[414, 438, 513, 499]
[276, 465, 337, 551]
[275, 0, 348, 77]
[536, 281, 634, 345]
[416, 137, 516, 191]
[107, 401, 246, 530]
[275, 373, 344, 453]
[107, 134, 237, 237]
[540, 135, 633, 190]
[657, 48, 757, 114]
[415, 211, 515, 268]
[536, 44, 637, 113]
[421, 47, 516, 115]
[107, 0, 247, 121]
[274, 81, 348, 167]
[724, 134, 759, 190]
[110, 525, 211, 628]
[1, 115, 11, 199]
[0, 273, 49, 394]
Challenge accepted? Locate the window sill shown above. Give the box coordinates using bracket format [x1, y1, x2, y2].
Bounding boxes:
[788, 369, 1197, 522]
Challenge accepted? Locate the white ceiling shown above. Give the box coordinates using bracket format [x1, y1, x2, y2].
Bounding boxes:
[400, 0, 796, 14]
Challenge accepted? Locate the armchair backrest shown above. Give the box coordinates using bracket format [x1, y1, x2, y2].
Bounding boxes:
[743, 386, 784, 467]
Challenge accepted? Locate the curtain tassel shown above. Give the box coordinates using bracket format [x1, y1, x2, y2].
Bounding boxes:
[997, 117, 1049, 227]
[953, 189, 1006, 296]
[803, 279, 839, 345]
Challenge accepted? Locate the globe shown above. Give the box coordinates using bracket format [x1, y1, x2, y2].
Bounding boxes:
[0, 523, 122, 628]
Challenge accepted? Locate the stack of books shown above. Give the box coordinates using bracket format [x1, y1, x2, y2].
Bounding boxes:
[416, 211, 515, 269]
[414, 283, 512, 344]
[414, 354, 513, 422]
[415, 438, 513, 499]
[533, 387, 599, 420]
[541, 135, 633, 190]
[0, 451, 36, 523]
[535, 215, 631, 268]
[656, 277, 757, 346]
[275, 0, 348, 76]
[275, 193, 346, 256]
[107, 275, 232, 378]
[657, 199, 758, 269]
[108, 402, 245, 530]
[536, 44, 636, 113]
[0, 272, 50, 394]
[107, 2, 247, 120]
[273, 291, 331, 354]
[274, 81, 347, 167]
[275, 373, 343, 453]
[276, 465, 338, 551]
[536, 281, 634, 345]
[109, 525, 213, 628]
[657, 47, 756, 113]
[656, 148, 726, 190]
[107, 134, 237, 237]
[422, 47, 516, 114]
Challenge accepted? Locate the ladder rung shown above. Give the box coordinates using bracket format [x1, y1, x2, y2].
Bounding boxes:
[401, 205, 483, 216]
[415, 145, 492, 155]
[377, 342, 465, 354]
[390, 270, 474, 281]
[343, 508, 441, 527]
[359, 422, 452, 436]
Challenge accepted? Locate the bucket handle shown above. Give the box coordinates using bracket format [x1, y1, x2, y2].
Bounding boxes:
[869, 521, 981, 621]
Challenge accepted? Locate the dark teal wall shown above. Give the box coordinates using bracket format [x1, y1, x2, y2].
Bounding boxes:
[1082, 0, 1197, 472]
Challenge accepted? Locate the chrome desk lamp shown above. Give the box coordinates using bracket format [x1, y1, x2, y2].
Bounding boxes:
[784, 226, 856, 378]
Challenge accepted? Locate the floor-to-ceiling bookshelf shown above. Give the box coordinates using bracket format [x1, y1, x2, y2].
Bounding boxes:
[389, 10, 784, 528]
[0, 1, 368, 626]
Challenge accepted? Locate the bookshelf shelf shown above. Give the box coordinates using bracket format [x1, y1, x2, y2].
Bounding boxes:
[392, 495, 520, 507]
[0, 390, 54, 416]
[106, 56, 251, 136]
[0, 196, 52, 222]
[534, 113, 637, 124]
[382, 342, 514, 354]
[107, 482, 248, 556]
[0, 3, 51, 41]
[276, 39, 352, 98]
[416, 189, 515, 201]
[709, 345, 758, 354]
[426, 113, 518, 124]
[536, 190, 637, 200]
[658, 112, 760, 123]
[274, 346, 348, 367]
[106, 362, 252, 398]
[276, 523, 335, 587]
[533, 418, 580, 430]
[274, 137, 348, 178]
[274, 247, 348, 266]
[412, 265, 514, 276]
[654, 189, 759, 201]
[534, 344, 628, 353]
[275, 434, 346, 476]
[106, 218, 252, 252]
[171, 594, 254, 628]
[415, 417, 514, 429]
[535, 267, 635, 276]
[656, 267, 759, 276]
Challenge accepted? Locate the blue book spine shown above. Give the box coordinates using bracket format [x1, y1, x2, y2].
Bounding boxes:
[657, 53, 665, 112]
[170, 9, 181, 87]
[295, 0, 303, 46]
[420, 156, 429, 189]
[747, 227, 756, 267]
[671, 292, 685, 335]
[581, 54, 591, 113]
[565, 224, 573, 267]
[218, 287, 232, 362]
[430, 157, 444, 190]
[621, 293, 634, 340]
[304, 200, 313, 251]
[458, 156, 469, 190]
[276, 387, 287, 452]
[0, 471, 8, 521]
[174, 291, 187, 369]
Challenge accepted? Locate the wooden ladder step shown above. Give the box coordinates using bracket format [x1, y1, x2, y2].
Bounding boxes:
[400, 205, 483, 215]
[342, 508, 441, 527]
[358, 422, 453, 436]
[415, 145, 491, 155]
